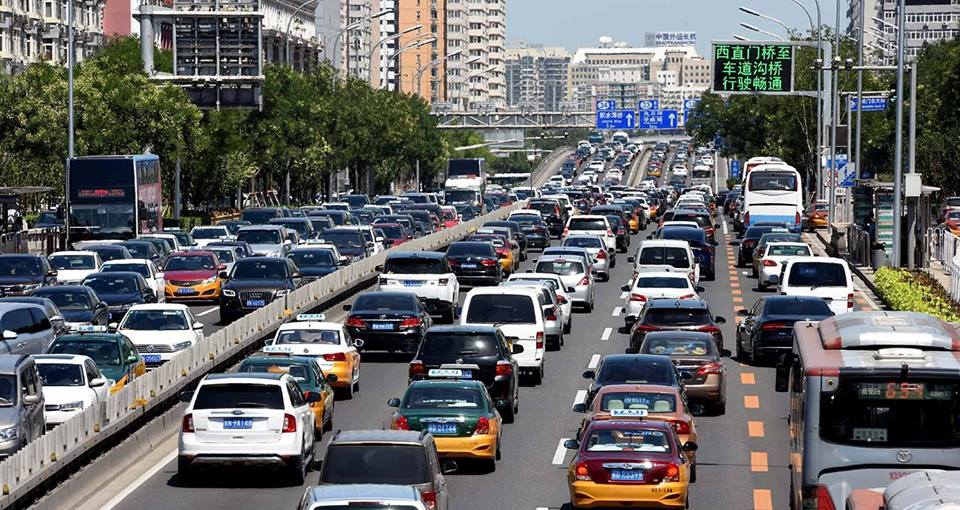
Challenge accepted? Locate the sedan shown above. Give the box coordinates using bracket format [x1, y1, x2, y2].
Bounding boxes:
[82, 272, 158, 322]
[445, 241, 502, 286]
[343, 291, 432, 353]
[621, 272, 702, 327]
[735, 295, 834, 364]
[628, 299, 726, 354]
[118, 304, 204, 366]
[581, 354, 682, 406]
[219, 257, 303, 323]
[640, 331, 726, 415]
[33, 286, 109, 327]
[534, 254, 595, 312]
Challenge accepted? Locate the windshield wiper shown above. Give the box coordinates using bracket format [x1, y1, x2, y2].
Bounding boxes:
[0, 397, 13, 406]
[234, 402, 270, 408]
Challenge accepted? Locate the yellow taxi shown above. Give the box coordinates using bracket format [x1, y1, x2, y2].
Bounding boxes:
[804, 200, 829, 231]
[236, 353, 335, 434]
[162, 251, 225, 302]
[262, 314, 361, 398]
[46, 326, 146, 395]
[467, 233, 516, 275]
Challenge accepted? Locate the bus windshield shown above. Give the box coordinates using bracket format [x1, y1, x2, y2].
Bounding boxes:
[748, 172, 798, 192]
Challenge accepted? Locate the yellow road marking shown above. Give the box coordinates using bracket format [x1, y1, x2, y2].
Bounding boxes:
[748, 420, 765, 437]
[753, 489, 773, 510]
[740, 373, 756, 385]
[732, 288, 742, 296]
[751, 452, 769, 472]
[744, 395, 760, 408]
[730, 281, 740, 288]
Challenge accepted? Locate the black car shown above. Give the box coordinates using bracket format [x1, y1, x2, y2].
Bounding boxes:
[408, 325, 521, 422]
[484, 220, 528, 259]
[268, 217, 316, 241]
[343, 291, 432, 353]
[307, 209, 355, 227]
[628, 299, 727, 354]
[288, 247, 342, 282]
[305, 215, 334, 235]
[656, 226, 715, 280]
[341, 194, 369, 209]
[33, 285, 109, 326]
[138, 237, 172, 260]
[320, 227, 372, 263]
[581, 354, 683, 405]
[735, 295, 834, 364]
[526, 200, 566, 237]
[118, 240, 162, 266]
[405, 210, 437, 235]
[350, 209, 376, 225]
[445, 241, 501, 286]
[85, 244, 132, 263]
[454, 204, 480, 222]
[0, 254, 57, 296]
[34, 210, 62, 228]
[216, 219, 252, 236]
[81, 271, 157, 322]
[375, 215, 423, 238]
[508, 213, 551, 250]
[738, 225, 790, 267]
[219, 257, 303, 323]
[240, 207, 284, 224]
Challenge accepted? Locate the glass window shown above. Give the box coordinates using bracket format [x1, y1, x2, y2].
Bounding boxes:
[634, 277, 689, 289]
[383, 258, 445, 274]
[275, 329, 340, 345]
[37, 363, 84, 386]
[421, 333, 499, 357]
[320, 231, 365, 248]
[164, 255, 216, 272]
[320, 445, 430, 485]
[1, 309, 34, 334]
[103, 262, 150, 278]
[353, 293, 418, 312]
[402, 386, 484, 409]
[289, 251, 336, 268]
[644, 337, 714, 356]
[193, 383, 284, 410]
[121, 309, 189, 331]
[0, 256, 41, 276]
[748, 171, 798, 192]
[787, 262, 847, 287]
[637, 247, 690, 268]
[236, 229, 281, 245]
[600, 392, 677, 412]
[563, 237, 603, 248]
[597, 361, 675, 386]
[49, 254, 96, 270]
[447, 242, 494, 257]
[767, 245, 810, 257]
[209, 249, 234, 263]
[643, 309, 710, 327]
[535, 260, 584, 275]
[568, 218, 606, 231]
[465, 295, 536, 324]
[50, 339, 121, 366]
[765, 298, 832, 316]
[583, 428, 671, 453]
[232, 260, 288, 279]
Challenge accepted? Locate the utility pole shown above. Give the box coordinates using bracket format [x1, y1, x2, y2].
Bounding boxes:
[855, 0, 865, 181]
[906, 62, 917, 269]
[892, 0, 906, 267]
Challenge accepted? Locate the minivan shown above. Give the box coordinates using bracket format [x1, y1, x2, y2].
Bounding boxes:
[0, 302, 58, 354]
[0, 354, 45, 456]
[778, 256, 854, 315]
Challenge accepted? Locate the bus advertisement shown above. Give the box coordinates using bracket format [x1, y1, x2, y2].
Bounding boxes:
[67, 155, 162, 243]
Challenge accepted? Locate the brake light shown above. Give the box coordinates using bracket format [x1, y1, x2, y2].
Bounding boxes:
[447, 258, 459, 266]
[496, 248, 509, 257]
[474, 416, 490, 435]
[761, 259, 777, 267]
[409, 360, 425, 378]
[480, 258, 497, 267]
[574, 461, 591, 481]
[678, 294, 696, 300]
[420, 490, 438, 510]
[181, 413, 194, 433]
[323, 352, 347, 362]
[847, 293, 854, 310]
[399, 317, 422, 329]
[673, 420, 691, 435]
[761, 321, 790, 331]
[578, 276, 590, 286]
[545, 306, 558, 321]
[557, 295, 568, 305]
[606, 229, 613, 236]
[345, 316, 367, 329]
[392, 414, 410, 430]
[629, 293, 647, 302]
[664, 463, 680, 482]
[802, 485, 837, 510]
[282, 413, 297, 433]
[698, 325, 720, 334]
[795, 211, 802, 226]
[596, 250, 608, 260]
[536, 331, 544, 350]
[496, 360, 512, 377]
[634, 324, 657, 332]
[696, 361, 723, 376]
[743, 212, 750, 225]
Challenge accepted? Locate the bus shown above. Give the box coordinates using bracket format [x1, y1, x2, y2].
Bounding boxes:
[776, 312, 960, 510]
[612, 131, 629, 146]
[67, 155, 162, 243]
[587, 131, 604, 144]
[742, 156, 784, 182]
[741, 163, 803, 232]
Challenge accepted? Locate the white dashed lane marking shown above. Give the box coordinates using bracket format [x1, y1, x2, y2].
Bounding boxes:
[588, 354, 601, 369]
[601, 327, 612, 341]
[552, 439, 570, 465]
[572, 390, 587, 409]
[611, 307, 622, 317]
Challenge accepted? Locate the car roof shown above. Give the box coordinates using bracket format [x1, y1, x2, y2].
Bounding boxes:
[425, 325, 498, 335]
[595, 383, 682, 395]
[49, 251, 97, 257]
[0, 354, 30, 372]
[167, 250, 215, 257]
[639, 239, 691, 248]
[330, 429, 427, 445]
[87, 271, 142, 279]
[646, 299, 709, 310]
[585, 418, 672, 432]
[407, 379, 487, 391]
[33, 354, 88, 364]
[385, 251, 446, 261]
[238, 225, 284, 231]
[466, 286, 539, 297]
[102, 258, 149, 265]
[203, 373, 286, 383]
[127, 303, 190, 311]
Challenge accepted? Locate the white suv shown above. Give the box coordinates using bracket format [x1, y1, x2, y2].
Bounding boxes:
[178, 372, 320, 483]
[563, 215, 616, 252]
[377, 252, 460, 323]
[631, 239, 700, 285]
[460, 287, 547, 384]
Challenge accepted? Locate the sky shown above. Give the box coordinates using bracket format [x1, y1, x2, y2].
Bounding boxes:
[505, 0, 841, 56]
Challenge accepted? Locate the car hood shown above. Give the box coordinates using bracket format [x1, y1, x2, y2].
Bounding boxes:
[0, 407, 22, 428]
[41, 386, 93, 405]
[248, 243, 284, 255]
[164, 269, 216, 281]
[119, 329, 195, 345]
[99, 293, 143, 306]
[225, 279, 288, 291]
[0, 275, 42, 285]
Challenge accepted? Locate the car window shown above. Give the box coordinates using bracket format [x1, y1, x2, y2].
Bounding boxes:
[583, 428, 671, 453]
[767, 245, 810, 256]
[232, 260, 288, 279]
[568, 218, 606, 230]
[38, 363, 84, 386]
[193, 383, 284, 409]
[50, 339, 122, 366]
[403, 385, 484, 409]
[634, 277, 689, 289]
[22, 366, 38, 396]
[0, 257, 41, 276]
[564, 237, 603, 248]
[421, 333, 500, 357]
[121, 309, 189, 331]
[465, 295, 536, 324]
[354, 293, 418, 312]
[600, 392, 677, 413]
[383, 258, 445, 274]
[597, 361, 674, 385]
[84, 360, 101, 382]
[84, 275, 139, 294]
[28, 307, 51, 333]
[237, 230, 282, 245]
[289, 251, 336, 268]
[275, 329, 340, 345]
[165, 255, 216, 272]
[287, 380, 305, 406]
[321, 444, 430, 485]
[1, 308, 34, 334]
[638, 247, 690, 268]
[787, 262, 847, 287]
[535, 260, 584, 275]
[645, 337, 714, 356]
[643, 308, 710, 326]
[49, 254, 97, 270]
[765, 299, 833, 316]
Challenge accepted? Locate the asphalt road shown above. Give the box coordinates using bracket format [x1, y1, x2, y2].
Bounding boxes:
[94, 147, 878, 510]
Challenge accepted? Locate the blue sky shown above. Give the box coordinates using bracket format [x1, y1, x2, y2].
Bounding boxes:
[505, 0, 841, 56]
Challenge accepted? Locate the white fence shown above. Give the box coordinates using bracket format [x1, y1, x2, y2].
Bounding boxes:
[927, 226, 960, 301]
[0, 201, 522, 508]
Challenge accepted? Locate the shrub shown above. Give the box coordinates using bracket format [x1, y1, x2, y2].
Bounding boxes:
[874, 267, 960, 321]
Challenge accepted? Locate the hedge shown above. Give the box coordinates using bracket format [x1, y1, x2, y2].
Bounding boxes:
[874, 267, 960, 321]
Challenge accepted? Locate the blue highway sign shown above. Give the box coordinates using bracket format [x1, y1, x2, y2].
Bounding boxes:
[596, 100, 617, 111]
[596, 110, 636, 129]
[730, 160, 741, 179]
[683, 99, 700, 111]
[638, 109, 679, 129]
[638, 99, 659, 111]
[849, 97, 886, 112]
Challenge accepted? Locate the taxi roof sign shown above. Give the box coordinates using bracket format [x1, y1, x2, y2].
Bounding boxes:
[609, 408, 649, 418]
[69, 325, 109, 333]
[296, 313, 326, 322]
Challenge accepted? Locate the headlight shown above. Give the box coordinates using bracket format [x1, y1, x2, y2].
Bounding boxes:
[203, 275, 217, 284]
[22, 283, 40, 291]
[60, 401, 84, 411]
[173, 341, 193, 351]
[275, 289, 288, 297]
[222, 289, 236, 297]
[0, 426, 19, 441]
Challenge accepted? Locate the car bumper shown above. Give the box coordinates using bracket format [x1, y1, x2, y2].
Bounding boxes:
[759, 267, 780, 284]
[179, 434, 301, 463]
[684, 375, 724, 402]
[45, 409, 83, 426]
[322, 361, 355, 388]
[434, 434, 497, 459]
[569, 480, 688, 508]
[0, 438, 23, 457]
[453, 271, 500, 286]
[349, 328, 421, 350]
[570, 286, 591, 305]
[165, 281, 221, 300]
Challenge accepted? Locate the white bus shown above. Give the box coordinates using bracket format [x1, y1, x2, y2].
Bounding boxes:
[742, 163, 803, 232]
[776, 312, 960, 510]
[742, 156, 784, 181]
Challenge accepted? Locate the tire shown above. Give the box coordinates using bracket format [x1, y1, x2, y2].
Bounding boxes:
[323, 412, 333, 432]
[713, 399, 727, 416]
[585, 300, 593, 313]
[501, 402, 516, 424]
[691, 463, 697, 483]
[758, 280, 766, 291]
[610, 256, 617, 268]
[495, 440, 502, 460]
[564, 320, 571, 334]
[342, 378, 355, 400]
[531, 365, 544, 385]
[288, 454, 306, 485]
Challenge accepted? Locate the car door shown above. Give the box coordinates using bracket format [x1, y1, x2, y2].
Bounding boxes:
[26, 307, 54, 353]
[742, 299, 764, 353]
[84, 359, 108, 402]
[20, 364, 43, 439]
[340, 325, 360, 380]
[123, 336, 146, 379]
[312, 364, 334, 424]
[286, 380, 314, 445]
[3, 308, 35, 354]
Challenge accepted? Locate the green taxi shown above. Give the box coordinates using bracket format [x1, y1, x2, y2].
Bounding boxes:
[47, 325, 146, 394]
[237, 354, 336, 435]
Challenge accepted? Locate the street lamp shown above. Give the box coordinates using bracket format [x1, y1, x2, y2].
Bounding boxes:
[438, 55, 481, 102]
[791, 0, 824, 197]
[368, 24, 422, 86]
[739, 22, 785, 41]
[739, 6, 793, 34]
[328, 8, 393, 81]
[383, 34, 435, 91]
[414, 49, 462, 99]
[285, 0, 319, 68]
[732, 34, 752, 41]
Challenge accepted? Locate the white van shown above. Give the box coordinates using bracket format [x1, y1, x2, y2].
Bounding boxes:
[630, 239, 700, 285]
[778, 256, 854, 315]
[460, 287, 546, 384]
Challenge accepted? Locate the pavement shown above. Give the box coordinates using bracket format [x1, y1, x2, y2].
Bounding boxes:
[54, 147, 883, 510]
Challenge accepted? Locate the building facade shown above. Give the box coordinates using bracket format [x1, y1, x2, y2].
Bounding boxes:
[394, 0, 444, 99]
[0, 0, 105, 73]
[445, 0, 505, 110]
[504, 44, 569, 111]
[850, 0, 960, 63]
[262, 0, 323, 71]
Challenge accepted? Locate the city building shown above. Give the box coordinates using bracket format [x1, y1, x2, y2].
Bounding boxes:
[394, 0, 445, 99]
[445, 0, 505, 109]
[104, 0, 172, 47]
[849, 0, 960, 63]
[262, 0, 323, 70]
[504, 44, 569, 111]
[316, 0, 383, 84]
[0, 0, 106, 73]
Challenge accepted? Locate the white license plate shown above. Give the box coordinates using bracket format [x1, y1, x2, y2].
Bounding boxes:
[461, 263, 477, 269]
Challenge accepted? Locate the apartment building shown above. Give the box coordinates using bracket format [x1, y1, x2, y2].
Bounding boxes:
[850, 0, 960, 63]
[504, 44, 569, 111]
[0, 0, 105, 73]
[394, 0, 444, 99]
[445, 0, 505, 109]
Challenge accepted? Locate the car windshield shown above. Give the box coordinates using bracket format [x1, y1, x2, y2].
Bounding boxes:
[275, 329, 340, 345]
[237, 362, 310, 380]
[634, 277, 689, 289]
[192, 228, 227, 239]
[34, 290, 92, 310]
[209, 249, 234, 263]
[643, 308, 710, 326]
[421, 333, 500, 357]
[49, 254, 96, 270]
[321, 444, 430, 485]
[0, 257, 40, 276]
[564, 237, 602, 248]
[165, 255, 216, 272]
[378, 225, 404, 238]
[765, 299, 832, 316]
[583, 428, 671, 453]
[465, 294, 536, 324]
[600, 392, 677, 413]
[237, 230, 281, 245]
[645, 337, 713, 356]
[90, 247, 128, 262]
[122, 309, 189, 330]
[510, 215, 542, 226]
[637, 247, 690, 268]
[403, 385, 484, 409]
[321, 231, 364, 248]
[384, 258, 445, 274]
[103, 263, 150, 278]
[354, 293, 417, 312]
[749, 171, 798, 192]
[119, 243, 152, 259]
[447, 243, 493, 257]
[670, 214, 710, 228]
[37, 364, 84, 387]
[536, 260, 584, 276]
[84, 275, 138, 294]
[568, 218, 606, 230]
[767, 245, 810, 256]
[232, 260, 287, 279]
[193, 383, 284, 409]
[240, 209, 280, 224]
[50, 340, 121, 366]
[289, 251, 336, 268]
[788, 262, 847, 287]
[597, 361, 674, 385]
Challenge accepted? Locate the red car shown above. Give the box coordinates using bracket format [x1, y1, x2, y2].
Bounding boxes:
[374, 223, 409, 247]
[162, 250, 226, 301]
[440, 206, 460, 229]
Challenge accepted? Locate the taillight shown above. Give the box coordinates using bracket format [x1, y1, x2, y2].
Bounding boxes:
[536, 331, 544, 350]
[596, 250, 607, 259]
[673, 420, 691, 435]
[345, 316, 367, 329]
[577, 276, 590, 286]
[847, 293, 854, 310]
[323, 352, 347, 362]
[474, 416, 490, 435]
[802, 485, 837, 510]
[181, 413, 194, 433]
[480, 258, 497, 267]
[606, 229, 613, 236]
[409, 360, 425, 378]
[495, 360, 512, 377]
[447, 258, 459, 266]
[420, 490, 438, 510]
[562, 227, 569, 237]
[545, 306, 558, 321]
[664, 463, 680, 482]
[696, 361, 723, 376]
[762, 259, 777, 267]
[574, 461, 591, 481]
[795, 211, 802, 226]
[698, 325, 720, 334]
[282, 413, 297, 433]
[392, 415, 410, 430]
[399, 317, 422, 329]
[634, 324, 657, 332]
[678, 294, 696, 300]
[630, 293, 647, 302]
[761, 321, 790, 331]
[496, 248, 509, 257]
[743, 212, 750, 225]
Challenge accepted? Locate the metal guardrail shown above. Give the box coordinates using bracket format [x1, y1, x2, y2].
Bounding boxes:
[845, 223, 872, 267]
[0, 201, 523, 508]
[926, 226, 960, 301]
[0, 229, 65, 256]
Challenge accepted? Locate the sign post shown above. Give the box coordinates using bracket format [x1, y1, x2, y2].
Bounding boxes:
[730, 160, 741, 180]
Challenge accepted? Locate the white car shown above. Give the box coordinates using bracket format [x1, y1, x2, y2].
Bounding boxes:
[701, 155, 714, 166]
[34, 354, 111, 426]
[547, 175, 565, 186]
[631, 239, 700, 285]
[298, 486, 427, 510]
[507, 272, 573, 334]
[672, 165, 688, 177]
[621, 271, 701, 326]
[563, 215, 616, 252]
[178, 372, 319, 483]
[262, 314, 361, 398]
[100, 259, 165, 303]
[778, 256, 855, 315]
[659, 221, 701, 231]
[533, 254, 596, 312]
[460, 287, 546, 384]
[562, 234, 612, 281]
[47, 251, 102, 285]
[190, 226, 232, 248]
[376, 252, 459, 323]
[757, 242, 812, 290]
[501, 280, 565, 350]
[117, 304, 204, 365]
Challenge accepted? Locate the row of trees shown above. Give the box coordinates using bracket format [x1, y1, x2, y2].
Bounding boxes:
[0, 36, 466, 209]
[687, 34, 960, 197]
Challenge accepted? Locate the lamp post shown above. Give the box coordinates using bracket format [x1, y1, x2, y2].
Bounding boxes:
[384, 35, 435, 92]
[367, 24, 422, 87]
[285, 0, 318, 69]
[455, 65, 497, 111]
[67, 0, 75, 159]
[791, 0, 824, 198]
[732, 34, 752, 41]
[739, 22, 785, 41]
[438, 55, 481, 102]
[414, 49, 462, 100]
[328, 8, 392, 82]
[739, 6, 793, 34]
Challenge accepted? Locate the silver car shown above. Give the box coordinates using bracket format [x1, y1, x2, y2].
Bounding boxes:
[0, 355, 44, 457]
[561, 234, 613, 281]
[235, 225, 292, 257]
[507, 272, 573, 334]
[500, 280, 565, 350]
[533, 254, 595, 312]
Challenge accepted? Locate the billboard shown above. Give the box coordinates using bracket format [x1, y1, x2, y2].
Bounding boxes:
[711, 42, 795, 94]
[653, 32, 697, 47]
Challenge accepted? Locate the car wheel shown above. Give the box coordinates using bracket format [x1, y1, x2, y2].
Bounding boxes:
[441, 307, 455, 324]
[323, 412, 333, 432]
[501, 403, 516, 424]
[342, 379, 355, 400]
[610, 256, 617, 268]
[714, 399, 727, 416]
[735, 335, 744, 361]
[563, 320, 571, 334]
[288, 454, 306, 485]
[691, 463, 697, 483]
[495, 440, 502, 461]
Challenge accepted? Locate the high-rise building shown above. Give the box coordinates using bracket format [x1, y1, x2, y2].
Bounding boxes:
[261, 0, 323, 70]
[394, 0, 445, 99]
[850, 0, 960, 63]
[445, 0, 505, 110]
[504, 44, 569, 111]
[316, 0, 383, 85]
[0, 0, 106, 73]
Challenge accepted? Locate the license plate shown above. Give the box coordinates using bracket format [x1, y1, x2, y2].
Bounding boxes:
[176, 288, 197, 295]
[426, 423, 458, 435]
[245, 299, 266, 307]
[461, 263, 477, 269]
[403, 281, 423, 287]
[610, 469, 644, 481]
[222, 418, 253, 430]
[143, 354, 162, 364]
[371, 322, 394, 331]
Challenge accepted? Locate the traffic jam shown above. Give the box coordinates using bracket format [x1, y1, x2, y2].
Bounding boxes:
[3, 136, 954, 510]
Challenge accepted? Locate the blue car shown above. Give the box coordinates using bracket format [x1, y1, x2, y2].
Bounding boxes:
[656, 226, 716, 281]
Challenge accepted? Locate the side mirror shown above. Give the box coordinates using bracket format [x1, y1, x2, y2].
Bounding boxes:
[178, 390, 194, 403]
[128, 354, 140, 364]
[342, 304, 352, 311]
[582, 370, 595, 379]
[621, 284, 630, 292]
[563, 439, 580, 450]
[512, 344, 525, 354]
[736, 309, 749, 317]
[23, 394, 40, 406]
[90, 377, 107, 388]
[714, 316, 727, 324]
[387, 397, 401, 408]
[94, 302, 107, 310]
[108, 322, 119, 331]
[325, 373, 338, 383]
[305, 392, 321, 404]
[714, 223, 721, 229]
[217, 264, 226, 271]
[441, 460, 458, 474]
[627, 256, 635, 263]
[192, 322, 203, 330]
[682, 441, 699, 452]
[219, 271, 230, 280]
[50, 314, 63, 323]
[572, 403, 587, 413]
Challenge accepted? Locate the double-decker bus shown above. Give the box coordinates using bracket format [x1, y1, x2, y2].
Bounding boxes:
[67, 155, 162, 243]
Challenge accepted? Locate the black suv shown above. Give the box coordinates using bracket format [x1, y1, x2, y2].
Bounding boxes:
[629, 299, 727, 354]
[445, 241, 501, 286]
[0, 254, 57, 296]
[219, 257, 302, 323]
[408, 325, 521, 422]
